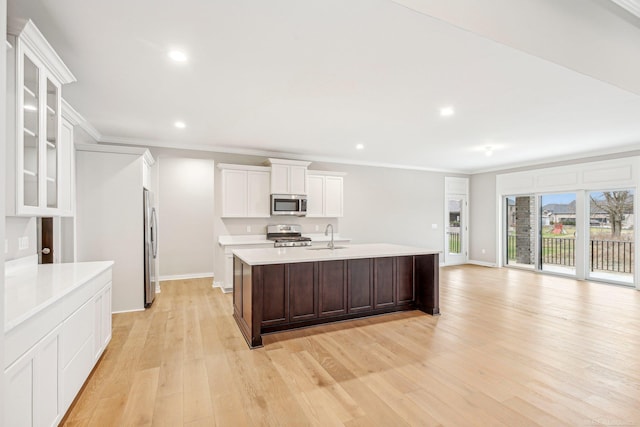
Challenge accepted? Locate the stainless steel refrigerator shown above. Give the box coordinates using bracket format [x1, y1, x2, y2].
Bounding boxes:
[144, 188, 158, 307]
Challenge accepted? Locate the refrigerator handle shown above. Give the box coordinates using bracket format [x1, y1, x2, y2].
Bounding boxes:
[151, 208, 158, 258]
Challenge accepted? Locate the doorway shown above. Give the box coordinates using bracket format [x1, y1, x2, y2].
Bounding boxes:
[445, 195, 467, 265]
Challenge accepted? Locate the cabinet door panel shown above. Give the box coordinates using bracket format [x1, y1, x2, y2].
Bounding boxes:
[270, 164, 289, 194]
[247, 171, 270, 217]
[348, 258, 373, 313]
[102, 285, 112, 350]
[306, 175, 324, 217]
[374, 257, 396, 309]
[222, 169, 247, 217]
[261, 264, 287, 326]
[397, 256, 415, 304]
[5, 354, 35, 427]
[290, 166, 307, 194]
[38, 331, 61, 426]
[289, 262, 317, 321]
[319, 260, 347, 317]
[324, 176, 343, 217]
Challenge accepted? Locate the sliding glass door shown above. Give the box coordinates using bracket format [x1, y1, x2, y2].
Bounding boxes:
[539, 193, 577, 276]
[588, 190, 634, 285]
[504, 189, 635, 286]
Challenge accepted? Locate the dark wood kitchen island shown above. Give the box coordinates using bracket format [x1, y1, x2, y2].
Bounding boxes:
[232, 243, 440, 348]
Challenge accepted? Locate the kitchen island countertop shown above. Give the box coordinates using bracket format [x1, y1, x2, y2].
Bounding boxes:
[232, 243, 439, 266]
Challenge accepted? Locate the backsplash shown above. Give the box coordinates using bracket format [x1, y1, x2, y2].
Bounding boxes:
[220, 217, 338, 236]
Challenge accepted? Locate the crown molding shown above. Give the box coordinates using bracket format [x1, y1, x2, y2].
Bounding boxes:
[16, 20, 76, 84]
[98, 134, 467, 174]
[61, 98, 102, 142]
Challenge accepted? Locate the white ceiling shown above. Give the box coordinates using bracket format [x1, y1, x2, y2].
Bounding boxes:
[8, 0, 640, 173]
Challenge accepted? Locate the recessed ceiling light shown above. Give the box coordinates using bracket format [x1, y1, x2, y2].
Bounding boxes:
[168, 50, 188, 62]
[356, 143, 364, 150]
[24, 104, 37, 111]
[174, 121, 186, 129]
[440, 106, 455, 117]
[485, 146, 494, 157]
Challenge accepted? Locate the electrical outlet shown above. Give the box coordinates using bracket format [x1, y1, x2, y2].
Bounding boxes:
[4, 239, 8, 254]
[481, 249, 486, 254]
[246, 226, 251, 233]
[315, 225, 319, 231]
[431, 224, 438, 229]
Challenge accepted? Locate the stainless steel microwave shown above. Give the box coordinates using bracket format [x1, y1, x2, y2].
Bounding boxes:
[271, 194, 307, 216]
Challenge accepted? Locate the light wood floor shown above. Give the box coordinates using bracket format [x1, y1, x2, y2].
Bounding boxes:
[61, 266, 640, 426]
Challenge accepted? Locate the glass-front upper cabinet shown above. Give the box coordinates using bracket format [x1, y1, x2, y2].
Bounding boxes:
[7, 20, 76, 216]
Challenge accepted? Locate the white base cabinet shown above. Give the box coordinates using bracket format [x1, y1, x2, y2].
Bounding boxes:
[4, 264, 113, 427]
[5, 325, 62, 427]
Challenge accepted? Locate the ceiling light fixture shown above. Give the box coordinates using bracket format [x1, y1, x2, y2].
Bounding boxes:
[168, 50, 188, 62]
[356, 143, 364, 150]
[440, 106, 455, 117]
[485, 146, 494, 157]
[174, 121, 186, 129]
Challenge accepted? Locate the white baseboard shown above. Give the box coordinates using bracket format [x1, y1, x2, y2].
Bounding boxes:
[159, 272, 214, 282]
[112, 308, 145, 314]
[467, 260, 498, 268]
[213, 280, 233, 294]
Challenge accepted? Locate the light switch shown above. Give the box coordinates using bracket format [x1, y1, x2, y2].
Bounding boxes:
[4, 239, 7, 254]
[18, 236, 29, 250]
[431, 224, 438, 229]
[246, 226, 251, 233]
[315, 225, 319, 231]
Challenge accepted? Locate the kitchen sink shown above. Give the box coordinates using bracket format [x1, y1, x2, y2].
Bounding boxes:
[306, 246, 347, 251]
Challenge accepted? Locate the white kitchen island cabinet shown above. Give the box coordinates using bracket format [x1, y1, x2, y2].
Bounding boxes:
[4, 261, 113, 426]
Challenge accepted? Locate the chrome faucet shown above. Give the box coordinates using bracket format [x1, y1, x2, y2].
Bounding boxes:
[324, 224, 334, 249]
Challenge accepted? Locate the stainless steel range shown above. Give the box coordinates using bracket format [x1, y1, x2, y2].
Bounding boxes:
[267, 224, 312, 247]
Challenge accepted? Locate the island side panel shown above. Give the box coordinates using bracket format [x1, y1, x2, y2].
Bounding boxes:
[414, 254, 440, 315]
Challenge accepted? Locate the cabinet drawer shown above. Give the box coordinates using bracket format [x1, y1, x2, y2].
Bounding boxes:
[61, 334, 93, 414]
[61, 300, 94, 368]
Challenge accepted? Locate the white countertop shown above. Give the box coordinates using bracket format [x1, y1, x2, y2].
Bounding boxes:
[232, 243, 439, 266]
[5, 261, 114, 332]
[218, 233, 351, 246]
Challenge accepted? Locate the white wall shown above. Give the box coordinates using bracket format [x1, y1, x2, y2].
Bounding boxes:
[469, 172, 497, 265]
[1, 0, 8, 417]
[4, 217, 37, 261]
[76, 150, 145, 312]
[157, 157, 215, 280]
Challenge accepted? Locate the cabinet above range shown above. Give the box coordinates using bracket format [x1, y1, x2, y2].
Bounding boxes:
[218, 160, 345, 219]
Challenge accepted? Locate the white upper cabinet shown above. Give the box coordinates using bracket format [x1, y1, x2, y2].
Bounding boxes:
[306, 171, 345, 217]
[267, 158, 311, 195]
[6, 20, 76, 217]
[219, 164, 270, 218]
